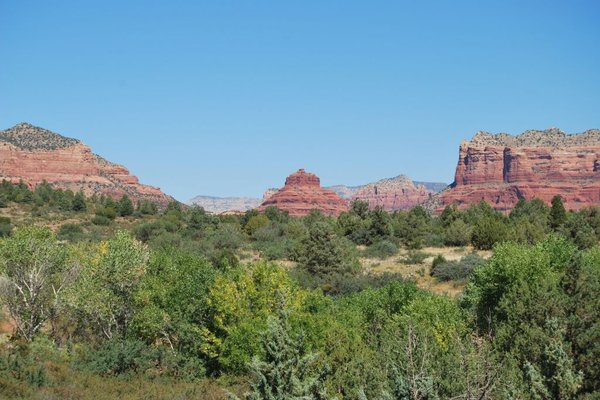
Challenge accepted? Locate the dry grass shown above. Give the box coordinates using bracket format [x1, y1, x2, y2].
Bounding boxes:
[361, 246, 492, 297]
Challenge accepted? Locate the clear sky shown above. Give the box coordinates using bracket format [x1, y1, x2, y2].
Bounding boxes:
[1, 1, 599, 201]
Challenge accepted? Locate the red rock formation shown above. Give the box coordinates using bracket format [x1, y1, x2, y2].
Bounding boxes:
[258, 169, 348, 217]
[0, 123, 173, 205]
[439, 128, 600, 211]
[351, 175, 433, 211]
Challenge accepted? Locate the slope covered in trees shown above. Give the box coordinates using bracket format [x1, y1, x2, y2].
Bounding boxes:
[0, 181, 598, 399]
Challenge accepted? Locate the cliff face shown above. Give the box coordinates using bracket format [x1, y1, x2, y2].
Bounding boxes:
[258, 169, 348, 217]
[351, 175, 433, 211]
[0, 123, 173, 205]
[439, 128, 600, 211]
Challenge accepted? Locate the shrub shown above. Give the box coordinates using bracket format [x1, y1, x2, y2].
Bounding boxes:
[78, 338, 161, 378]
[398, 250, 430, 265]
[57, 223, 84, 241]
[135, 220, 178, 242]
[364, 240, 398, 259]
[95, 205, 117, 220]
[0, 216, 12, 237]
[431, 253, 486, 281]
[431, 254, 447, 270]
[91, 215, 112, 226]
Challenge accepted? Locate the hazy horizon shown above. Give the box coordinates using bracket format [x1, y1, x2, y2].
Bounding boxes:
[1, 1, 599, 200]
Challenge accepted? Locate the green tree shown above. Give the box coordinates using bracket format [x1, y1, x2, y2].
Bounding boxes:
[560, 213, 597, 249]
[202, 262, 303, 373]
[118, 195, 134, 217]
[236, 304, 329, 400]
[444, 219, 472, 246]
[368, 206, 392, 243]
[245, 214, 270, 236]
[394, 206, 432, 249]
[132, 248, 215, 375]
[71, 191, 87, 212]
[471, 216, 509, 250]
[550, 195, 567, 230]
[523, 319, 583, 400]
[299, 221, 359, 277]
[66, 231, 149, 339]
[0, 227, 73, 341]
[439, 204, 460, 228]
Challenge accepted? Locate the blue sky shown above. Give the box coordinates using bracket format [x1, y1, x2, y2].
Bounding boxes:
[1, 1, 599, 201]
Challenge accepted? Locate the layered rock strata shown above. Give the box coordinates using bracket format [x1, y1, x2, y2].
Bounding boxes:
[350, 175, 434, 211]
[258, 169, 348, 216]
[0, 123, 173, 205]
[439, 128, 600, 211]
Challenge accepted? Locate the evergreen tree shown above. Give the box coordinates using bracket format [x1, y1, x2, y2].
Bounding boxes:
[367, 206, 392, 243]
[524, 319, 583, 400]
[118, 195, 134, 217]
[72, 191, 87, 212]
[299, 221, 358, 276]
[238, 303, 330, 400]
[550, 195, 567, 230]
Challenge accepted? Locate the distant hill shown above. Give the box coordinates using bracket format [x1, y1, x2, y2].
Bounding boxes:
[187, 196, 263, 214]
[0, 123, 174, 205]
[189, 174, 447, 213]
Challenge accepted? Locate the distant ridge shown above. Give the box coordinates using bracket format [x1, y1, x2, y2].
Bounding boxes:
[188, 174, 447, 213]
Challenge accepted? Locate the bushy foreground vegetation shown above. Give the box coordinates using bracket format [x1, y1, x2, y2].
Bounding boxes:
[0, 181, 598, 399]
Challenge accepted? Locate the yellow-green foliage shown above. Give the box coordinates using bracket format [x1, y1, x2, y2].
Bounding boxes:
[202, 262, 305, 373]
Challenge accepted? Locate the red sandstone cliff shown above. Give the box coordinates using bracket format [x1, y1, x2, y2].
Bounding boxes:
[439, 128, 600, 211]
[0, 123, 173, 205]
[258, 169, 348, 217]
[351, 175, 433, 211]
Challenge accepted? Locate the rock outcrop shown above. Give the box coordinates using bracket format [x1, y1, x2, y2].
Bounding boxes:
[350, 175, 434, 211]
[0, 123, 173, 205]
[190, 177, 445, 213]
[439, 128, 600, 211]
[258, 169, 348, 217]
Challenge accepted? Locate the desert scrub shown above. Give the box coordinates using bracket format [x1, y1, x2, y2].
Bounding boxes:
[430, 253, 485, 281]
[363, 239, 398, 259]
[398, 250, 430, 264]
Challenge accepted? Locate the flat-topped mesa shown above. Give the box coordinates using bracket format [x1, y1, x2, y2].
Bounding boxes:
[468, 128, 600, 148]
[258, 169, 348, 217]
[0, 123, 174, 205]
[439, 127, 600, 212]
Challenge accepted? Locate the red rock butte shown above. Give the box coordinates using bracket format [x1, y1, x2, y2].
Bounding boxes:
[258, 169, 348, 217]
[438, 128, 600, 211]
[0, 123, 173, 205]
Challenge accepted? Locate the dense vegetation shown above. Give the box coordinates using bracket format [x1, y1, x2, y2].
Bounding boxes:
[0, 181, 598, 399]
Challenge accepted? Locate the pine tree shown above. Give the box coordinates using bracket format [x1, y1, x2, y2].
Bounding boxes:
[118, 195, 134, 217]
[550, 195, 567, 230]
[72, 191, 87, 212]
[235, 301, 330, 400]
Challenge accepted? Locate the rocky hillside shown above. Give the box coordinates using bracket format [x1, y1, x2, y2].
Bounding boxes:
[350, 175, 435, 211]
[0, 123, 174, 205]
[258, 169, 348, 217]
[439, 128, 600, 211]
